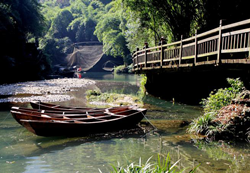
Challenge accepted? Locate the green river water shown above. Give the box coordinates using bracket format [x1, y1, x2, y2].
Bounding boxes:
[0, 72, 250, 173]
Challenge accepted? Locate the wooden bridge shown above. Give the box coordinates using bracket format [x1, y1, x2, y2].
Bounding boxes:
[132, 19, 250, 104]
[133, 19, 250, 71]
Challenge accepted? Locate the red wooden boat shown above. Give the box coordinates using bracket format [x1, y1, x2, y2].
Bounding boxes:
[30, 101, 100, 111]
[19, 107, 147, 136]
[11, 106, 131, 124]
[11, 106, 100, 115]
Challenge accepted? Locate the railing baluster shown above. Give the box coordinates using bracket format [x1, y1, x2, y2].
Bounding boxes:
[225, 36, 228, 50]
[217, 20, 222, 64]
[230, 35, 233, 49]
[243, 33, 246, 48]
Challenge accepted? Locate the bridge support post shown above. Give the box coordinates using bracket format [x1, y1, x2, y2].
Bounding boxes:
[179, 35, 183, 67]
[217, 20, 222, 65]
[194, 30, 198, 66]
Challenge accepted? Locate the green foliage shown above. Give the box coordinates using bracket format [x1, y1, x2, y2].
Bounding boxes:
[137, 74, 147, 100]
[51, 9, 74, 38]
[107, 154, 198, 173]
[39, 0, 105, 65]
[201, 78, 244, 113]
[86, 89, 102, 99]
[187, 112, 216, 135]
[86, 89, 143, 106]
[114, 65, 125, 74]
[94, 5, 130, 59]
[188, 78, 245, 137]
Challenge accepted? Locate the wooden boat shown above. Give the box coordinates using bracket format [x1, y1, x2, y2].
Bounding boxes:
[19, 107, 147, 136]
[11, 106, 130, 124]
[11, 106, 103, 115]
[30, 101, 99, 111]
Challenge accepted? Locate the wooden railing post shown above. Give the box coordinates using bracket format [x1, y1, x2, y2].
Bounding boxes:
[217, 20, 222, 64]
[136, 47, 139, 70]
[160, 41, 164, 68]
[194, 30, 198, 66]
[179, 35, 183, 66]
[144, 42, 148, 68]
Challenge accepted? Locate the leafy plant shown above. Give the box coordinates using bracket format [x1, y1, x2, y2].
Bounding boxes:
[188, 78, 246, 138]
[103, 154, 199, 173]
[137, 74, 147, 100]
[201, 78, 244, 114]
[187, 112, 216, 135]
[85, 89, 101, 99]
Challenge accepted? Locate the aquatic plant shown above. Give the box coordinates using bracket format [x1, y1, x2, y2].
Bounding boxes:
[104, 154, 199, 173]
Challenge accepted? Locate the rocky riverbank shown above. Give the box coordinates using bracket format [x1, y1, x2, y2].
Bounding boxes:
[0, 78, 95, 103]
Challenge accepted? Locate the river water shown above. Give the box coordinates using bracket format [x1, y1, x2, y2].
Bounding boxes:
[0, 72, 250, 173]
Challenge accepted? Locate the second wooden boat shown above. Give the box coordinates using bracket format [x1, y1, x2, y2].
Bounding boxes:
[19, 107, 147, 136]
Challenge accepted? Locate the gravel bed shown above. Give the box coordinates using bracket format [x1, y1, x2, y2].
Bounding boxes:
[0, 95, 73, 103]
[0, 78, 95, 103]
[0, 78, 95, 95]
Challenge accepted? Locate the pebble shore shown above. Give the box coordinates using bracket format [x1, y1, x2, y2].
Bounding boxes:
[0, 78, 95, 103]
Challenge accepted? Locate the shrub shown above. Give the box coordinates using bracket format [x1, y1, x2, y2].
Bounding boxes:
[188, 78, 246, 138]
[201, 78, 244, 113]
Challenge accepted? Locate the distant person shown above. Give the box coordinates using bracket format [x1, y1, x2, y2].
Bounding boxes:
[158, 36, 167, 50]
[143, 42, 149, 49]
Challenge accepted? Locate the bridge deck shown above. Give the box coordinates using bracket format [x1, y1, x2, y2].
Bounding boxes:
[133, 19, 250, 72]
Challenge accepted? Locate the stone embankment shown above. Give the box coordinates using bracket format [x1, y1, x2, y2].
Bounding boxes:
[0, 78, 95, 103]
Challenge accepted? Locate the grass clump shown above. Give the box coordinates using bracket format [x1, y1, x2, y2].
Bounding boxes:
[103, 154, 198, 173]
[85, 89, 143, 106]
[187, 78, 250, 140]
[86, 89, 101, 98]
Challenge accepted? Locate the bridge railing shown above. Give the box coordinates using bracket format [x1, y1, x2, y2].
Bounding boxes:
[133, 19, 250, 70]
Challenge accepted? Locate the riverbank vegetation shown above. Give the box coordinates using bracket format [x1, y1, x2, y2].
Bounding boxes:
[188, 78, 250, 141]
[86, 89, 143, 106]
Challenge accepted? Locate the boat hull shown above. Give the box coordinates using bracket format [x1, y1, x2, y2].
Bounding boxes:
[20, 109, 146, 136]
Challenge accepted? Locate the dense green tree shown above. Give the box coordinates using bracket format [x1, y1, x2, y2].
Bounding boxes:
[121, 0, 200, 42]
[40, 0, 105, 65]
[51, 9, 74, 38]
[0, 0, 48, 83]
[94, 2, 130, 64]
